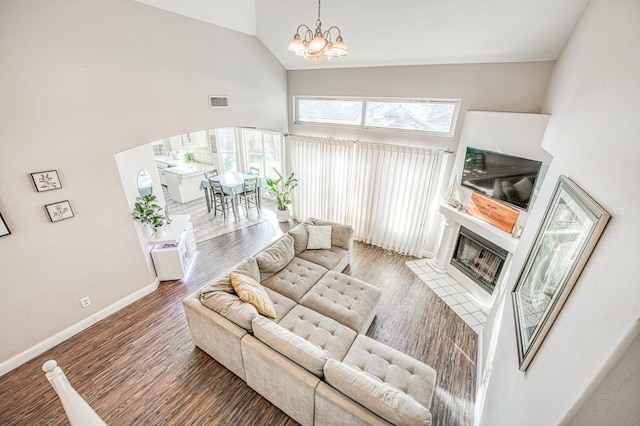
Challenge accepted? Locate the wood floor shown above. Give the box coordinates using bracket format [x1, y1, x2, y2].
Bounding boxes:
[0, 220, 477, 426]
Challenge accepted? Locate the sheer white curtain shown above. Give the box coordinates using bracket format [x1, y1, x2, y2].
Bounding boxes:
[286, 135, 450, 257]
[287, 135, 353, 224]
[349, 142, 447, 256]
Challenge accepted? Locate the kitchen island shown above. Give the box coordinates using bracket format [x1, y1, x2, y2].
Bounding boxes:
[164, 162, 216, 204]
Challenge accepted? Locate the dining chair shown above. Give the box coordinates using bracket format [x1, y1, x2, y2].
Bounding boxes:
[247, 168, 261, 209]
[204, 169, 219, 179]
[208, 179, 234, 220]
[238, 176, 259, 218]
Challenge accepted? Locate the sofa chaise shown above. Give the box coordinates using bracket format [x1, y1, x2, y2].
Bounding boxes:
[182, 218, 437, 425]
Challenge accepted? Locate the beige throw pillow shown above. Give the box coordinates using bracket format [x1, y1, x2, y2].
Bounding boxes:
[307, 225, 332, 250]
[230, 272, 276, 318]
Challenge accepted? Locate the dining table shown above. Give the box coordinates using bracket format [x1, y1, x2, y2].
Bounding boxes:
[199, 172, 263, 218]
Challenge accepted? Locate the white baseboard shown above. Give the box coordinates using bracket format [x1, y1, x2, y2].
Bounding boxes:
[0, 278, 159, 377]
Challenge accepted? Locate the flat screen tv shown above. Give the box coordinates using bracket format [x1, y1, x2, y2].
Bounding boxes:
[461, 147, 542, 211]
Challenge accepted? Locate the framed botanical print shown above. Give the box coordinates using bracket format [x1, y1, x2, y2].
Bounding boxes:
[512, 176, 610, 371]
[45, 200, 74, 222]
[31, 170, 62, 192]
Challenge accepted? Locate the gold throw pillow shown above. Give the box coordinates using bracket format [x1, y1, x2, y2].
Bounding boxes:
[230, 272, 276, 319]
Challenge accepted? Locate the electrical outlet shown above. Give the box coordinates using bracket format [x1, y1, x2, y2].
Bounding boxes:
[79, 297, 91, 308]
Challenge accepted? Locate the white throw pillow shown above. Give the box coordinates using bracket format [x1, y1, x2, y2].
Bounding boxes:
[307, 225, 332, 250]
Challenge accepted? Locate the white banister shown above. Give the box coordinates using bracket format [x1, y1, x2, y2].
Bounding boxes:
[42, 360, 107, 426]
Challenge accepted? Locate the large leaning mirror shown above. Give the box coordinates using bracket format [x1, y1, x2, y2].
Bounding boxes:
[137, 168, 153, 197]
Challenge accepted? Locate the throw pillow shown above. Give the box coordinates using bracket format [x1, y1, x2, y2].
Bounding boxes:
[513, 177, 533, 202]
[230, 272, 276, 318]
[307, 225, 332, 250]
[501, 180, 518, 202]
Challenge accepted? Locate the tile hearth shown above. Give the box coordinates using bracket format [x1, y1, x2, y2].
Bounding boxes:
[407, 259, 487, 334]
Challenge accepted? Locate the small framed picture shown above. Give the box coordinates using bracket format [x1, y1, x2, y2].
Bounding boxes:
[0, 212, 10, 237]
[45, 200, 74, 222]
[31, 170, 62, 192]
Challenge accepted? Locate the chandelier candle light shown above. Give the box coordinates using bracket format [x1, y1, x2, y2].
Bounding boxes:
[288, 0, 349, 63]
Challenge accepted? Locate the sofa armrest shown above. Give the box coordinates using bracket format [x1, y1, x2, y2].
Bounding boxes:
[304, 218, 354, 251]
[183, 292, 249, 380]
[324, 359, 433, 426]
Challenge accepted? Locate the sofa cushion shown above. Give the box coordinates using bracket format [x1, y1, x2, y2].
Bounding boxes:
[288, 223, 309, 256]
[230, 273, 276, 318]
[261, 257, 328, 302]
[279, 305, 357, 366]
[200, 274, 258, 331]
[297, 246, 349, 271]
[253, 316, 328, 377]
[256, 234, 295, 280]
[299, 271, 382, 333]
[233, 256, 260, 283]
[307, 225, 332, 250]
[264, 287, 297, 322]
[330, 334, 437, 425]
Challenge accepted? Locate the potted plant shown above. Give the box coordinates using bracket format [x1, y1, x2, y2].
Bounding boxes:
[132, 195, 165, 231]
[266, 168, 298, 222]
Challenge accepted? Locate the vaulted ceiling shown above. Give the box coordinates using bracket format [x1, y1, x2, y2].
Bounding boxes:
[134, 0, 590, 70]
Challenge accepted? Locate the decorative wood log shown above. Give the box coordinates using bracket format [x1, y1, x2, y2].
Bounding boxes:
[466, 192, 520, 233]
[42, 360, 107, 426]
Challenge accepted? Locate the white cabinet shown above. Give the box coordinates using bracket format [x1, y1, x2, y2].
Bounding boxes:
[165, 131, 208, 151]
[183, 130, 208, 148]
[149, 215, 196, 281]
[157, 163, 169, 185]
[164, 163, 215, 204]
[167, 136, 184, 152]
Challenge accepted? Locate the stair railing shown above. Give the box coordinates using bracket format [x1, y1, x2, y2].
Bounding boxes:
[42, 360, 107, 425]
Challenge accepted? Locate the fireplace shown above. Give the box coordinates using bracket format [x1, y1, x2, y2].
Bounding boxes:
[451, 227, 508, 295]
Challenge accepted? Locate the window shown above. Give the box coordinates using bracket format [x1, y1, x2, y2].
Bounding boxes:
[294, 96, 460, 137]
[216, 128, 238, 172]
[296, 98, 363, 126]
[242, 129, 283, 179]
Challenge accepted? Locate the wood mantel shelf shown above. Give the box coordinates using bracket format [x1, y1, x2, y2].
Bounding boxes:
[438, 203, 519, 253]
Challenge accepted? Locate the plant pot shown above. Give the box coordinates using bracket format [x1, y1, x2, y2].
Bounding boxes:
[275, 208, 290, 223]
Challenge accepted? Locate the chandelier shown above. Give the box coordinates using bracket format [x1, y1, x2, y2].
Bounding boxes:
[287, 0, 349, 64]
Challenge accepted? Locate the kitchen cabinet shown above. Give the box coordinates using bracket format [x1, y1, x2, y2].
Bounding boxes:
[155, 156, 181, 186]
[165, 162, 216, 203]
[183, 130, 208, 148]
[149, 214, 196, 281]
[157, 162, 169, 185]
[166, 131, 208, 151]
[167, 136, 184, 152]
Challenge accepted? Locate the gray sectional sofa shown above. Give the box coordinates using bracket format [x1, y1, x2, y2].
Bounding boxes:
[182, 219, 437, 425]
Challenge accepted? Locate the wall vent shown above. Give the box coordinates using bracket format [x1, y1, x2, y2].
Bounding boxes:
[209, 96, 229, 108]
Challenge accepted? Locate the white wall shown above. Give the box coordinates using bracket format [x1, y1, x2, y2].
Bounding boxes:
[0, 0, 287, 372]
[287, 62, 554, 150]
[477, 1, 640, 425]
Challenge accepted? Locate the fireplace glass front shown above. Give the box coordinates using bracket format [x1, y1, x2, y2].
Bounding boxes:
[451, 227, 508, 294]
